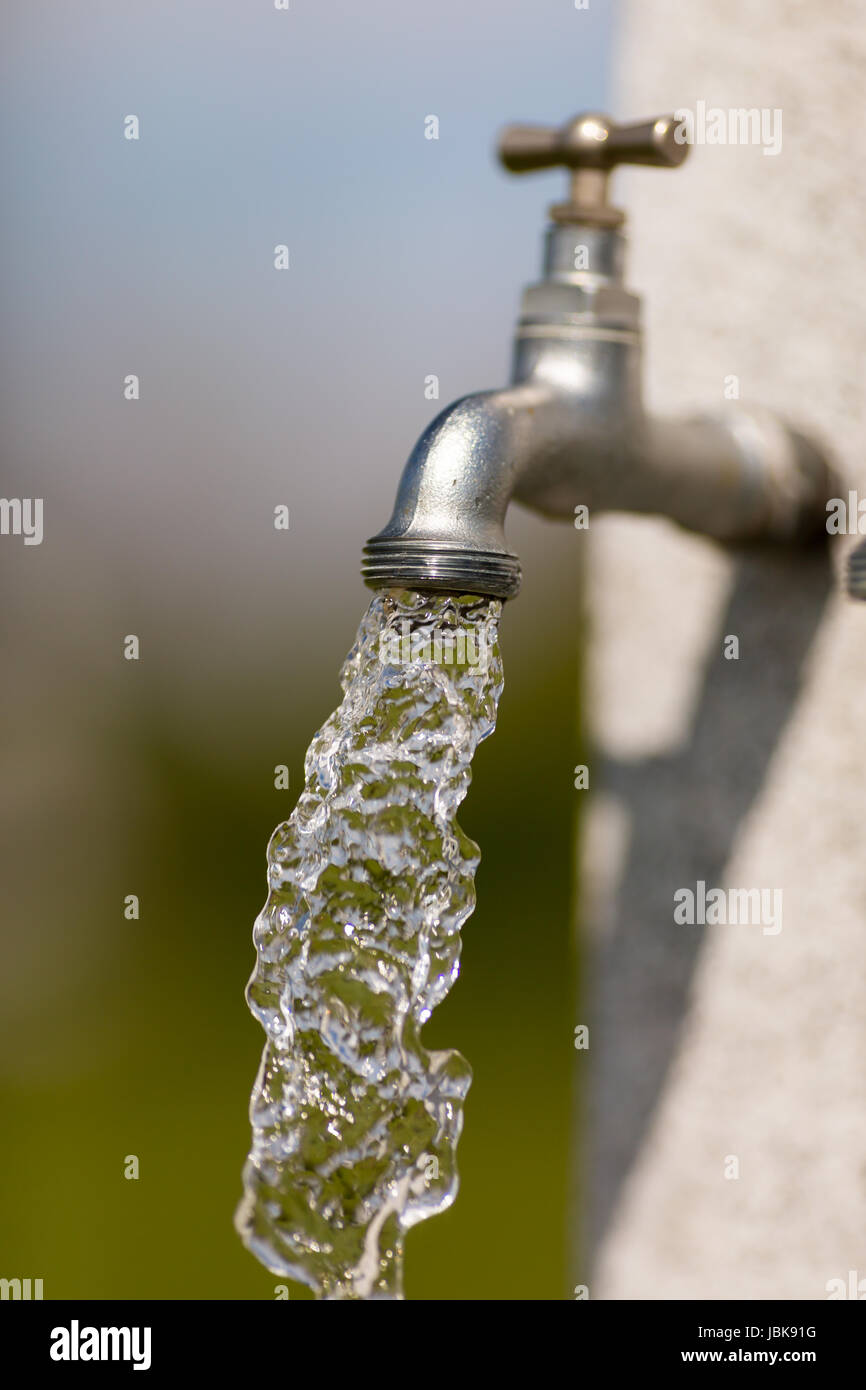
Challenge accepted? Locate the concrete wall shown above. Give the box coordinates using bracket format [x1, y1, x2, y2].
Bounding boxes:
[583, 0, 866, 1299]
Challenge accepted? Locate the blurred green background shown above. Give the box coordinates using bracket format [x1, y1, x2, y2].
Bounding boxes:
[0, 0, 610, 1299]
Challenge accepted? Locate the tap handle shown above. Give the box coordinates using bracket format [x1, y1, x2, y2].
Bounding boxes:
[498, 111, 689, 225]
[498, 112, 689, 172]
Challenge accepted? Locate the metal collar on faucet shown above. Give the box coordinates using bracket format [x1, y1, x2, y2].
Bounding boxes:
[362, 111, 834, 601]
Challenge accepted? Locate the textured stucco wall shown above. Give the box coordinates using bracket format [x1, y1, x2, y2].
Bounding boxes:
[583, 0, 866, 1299]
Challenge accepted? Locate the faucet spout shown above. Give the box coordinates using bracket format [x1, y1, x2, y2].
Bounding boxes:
[362, 386, 830, 604]
[361, 384, 550, 600]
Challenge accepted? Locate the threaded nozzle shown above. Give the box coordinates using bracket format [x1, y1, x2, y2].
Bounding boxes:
[362, 537, 521, 601]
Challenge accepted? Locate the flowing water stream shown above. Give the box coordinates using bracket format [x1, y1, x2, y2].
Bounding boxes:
[235, 588, 503, 1298]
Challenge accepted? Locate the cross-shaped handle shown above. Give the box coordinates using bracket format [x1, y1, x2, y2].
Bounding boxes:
[498, 111, 689, 226]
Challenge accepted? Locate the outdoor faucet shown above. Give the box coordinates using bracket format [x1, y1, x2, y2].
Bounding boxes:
[362, 111, 833, 601]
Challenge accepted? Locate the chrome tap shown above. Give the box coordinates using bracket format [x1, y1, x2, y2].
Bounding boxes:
[362, 112, 833, 601]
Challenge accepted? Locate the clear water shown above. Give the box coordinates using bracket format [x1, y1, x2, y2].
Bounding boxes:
[235, 589, 503, 1299]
